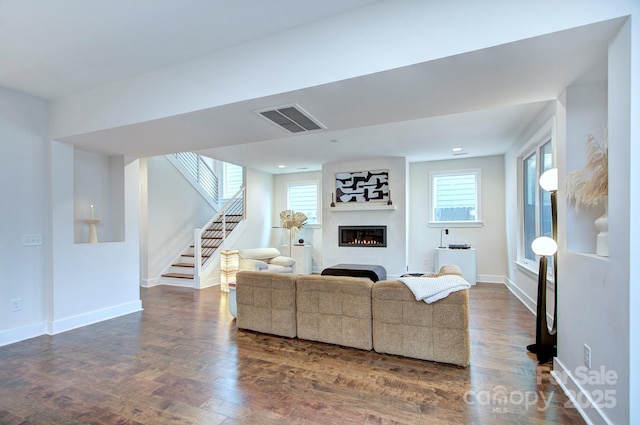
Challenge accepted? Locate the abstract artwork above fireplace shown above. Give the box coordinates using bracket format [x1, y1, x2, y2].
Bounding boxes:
[335, 169, 389, 203]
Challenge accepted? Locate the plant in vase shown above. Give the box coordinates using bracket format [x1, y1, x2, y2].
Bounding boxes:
[566, 130, 609, 256]
[279, 210, 308, 256]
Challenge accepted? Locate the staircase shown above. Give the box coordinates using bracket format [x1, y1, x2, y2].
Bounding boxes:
[161, 188, 245, 286]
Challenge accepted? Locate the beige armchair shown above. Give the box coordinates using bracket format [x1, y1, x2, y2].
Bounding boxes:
[238, 247, 296, 273]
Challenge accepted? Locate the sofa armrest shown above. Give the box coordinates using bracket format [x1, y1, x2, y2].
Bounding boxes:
[240, 258, 268, 271]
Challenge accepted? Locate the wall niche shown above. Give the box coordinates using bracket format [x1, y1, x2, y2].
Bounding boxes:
[73, 148, 125, 244]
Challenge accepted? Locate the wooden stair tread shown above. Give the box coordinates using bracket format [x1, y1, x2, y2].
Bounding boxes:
[162, 210, 243, 280]
[162, 273, 194, 279]
[172, 263, 194, 268]
[191, 243, 221, 249]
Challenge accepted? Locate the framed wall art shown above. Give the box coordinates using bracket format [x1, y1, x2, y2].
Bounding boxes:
[335, 169, 389, 203]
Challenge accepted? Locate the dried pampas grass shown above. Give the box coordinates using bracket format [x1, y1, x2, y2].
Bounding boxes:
[280, 210, 308, 235]
[566, 131, 608, 210]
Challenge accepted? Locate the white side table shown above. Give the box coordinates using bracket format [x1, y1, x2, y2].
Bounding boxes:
[435, 248, 476, 285]
[291, 244, 312, 274]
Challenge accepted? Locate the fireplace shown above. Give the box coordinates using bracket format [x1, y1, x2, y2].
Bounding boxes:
[339, 225, 387, 247]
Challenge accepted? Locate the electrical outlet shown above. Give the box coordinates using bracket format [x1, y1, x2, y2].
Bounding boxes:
[11, 298, 22, 312]
[584, 344, 592, 369]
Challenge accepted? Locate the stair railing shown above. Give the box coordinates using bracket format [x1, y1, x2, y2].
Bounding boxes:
[193, 187, 245, 286]
[168, 152, 219, 208]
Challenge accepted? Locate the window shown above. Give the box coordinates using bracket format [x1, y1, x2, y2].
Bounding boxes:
[287, 181, 319, 224]
[222, 162, 243, 200]
[430, 170, 481, 225]
[522, 139, 553, 262]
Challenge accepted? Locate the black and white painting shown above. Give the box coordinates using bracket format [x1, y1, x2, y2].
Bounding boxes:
[335, 169, 389, 203]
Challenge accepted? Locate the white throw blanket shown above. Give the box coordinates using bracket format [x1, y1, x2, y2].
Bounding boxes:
[399, 275, 470, 304]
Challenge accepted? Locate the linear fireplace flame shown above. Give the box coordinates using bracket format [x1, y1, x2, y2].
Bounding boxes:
[339, 225, 387, 248]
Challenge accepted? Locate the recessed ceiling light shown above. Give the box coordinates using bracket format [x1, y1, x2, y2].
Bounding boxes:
[278, 164, 286, 169]
[452, 147, 463, 152]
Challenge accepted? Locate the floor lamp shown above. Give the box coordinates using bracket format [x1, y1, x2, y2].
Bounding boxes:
[527, 168, 558, 363]
[220, 249, 239, 293]
[527, 236, 558, 363]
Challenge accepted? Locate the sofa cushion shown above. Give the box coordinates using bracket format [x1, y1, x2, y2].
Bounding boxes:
[239, 258, 268, 271]
[236, 271, 297, 338]
[266, 264, 293, 273]
[238, 247, 282, 261]
[296, 275, 373, 350]
[270, 255, 296, 267]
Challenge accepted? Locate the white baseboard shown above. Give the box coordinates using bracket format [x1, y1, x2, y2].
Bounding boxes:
[552, 358, 615, 425]
[476, 274, 504, 284]
[154, 277, 195, 288]
[198, 277, 220, 289]
[145, 276, 219, 289]
[505, 276, 536, 315]
[1, 301, 143, 346]
[0, 322, 47, 347]
[140, 277, 160, 288]
[47, 300, 143, 335]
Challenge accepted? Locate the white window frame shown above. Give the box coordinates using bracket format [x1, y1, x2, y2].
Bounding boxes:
[286, 180, 320, 226]
[516, 118, 555, 267]
[222, 162, 243, 200]
[428, 168, 483, 228]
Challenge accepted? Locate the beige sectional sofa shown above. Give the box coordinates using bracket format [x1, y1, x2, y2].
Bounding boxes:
[235, 270, 470, 367]
[235, 272, 297, 338]
[372, 280, 470, 366]
[296, 275, 374, 351]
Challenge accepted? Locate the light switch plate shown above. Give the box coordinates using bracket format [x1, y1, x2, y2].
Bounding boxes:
[22, 234, 43, 246]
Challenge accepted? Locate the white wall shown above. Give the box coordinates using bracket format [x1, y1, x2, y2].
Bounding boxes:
[0, 88, 49, 344]
[625, 10, 640, 424]
[556, 62, 631, 423]
[409, 155, 507, 281]
[49, 141, 142, 334]
[321, 157, 407, 278]
[552, 22, 633, 425]
[235, 167, 274, 250]
[504, 60, 633, 424]
[141, 155, 215, 286]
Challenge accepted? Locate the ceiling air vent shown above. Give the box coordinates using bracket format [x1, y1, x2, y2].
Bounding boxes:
[256, 104, 325, 133]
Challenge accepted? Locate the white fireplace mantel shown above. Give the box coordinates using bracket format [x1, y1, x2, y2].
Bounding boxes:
[330, 204, 396, 212]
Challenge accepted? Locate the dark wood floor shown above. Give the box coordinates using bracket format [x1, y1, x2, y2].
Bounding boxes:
[0, 283, 585, 424]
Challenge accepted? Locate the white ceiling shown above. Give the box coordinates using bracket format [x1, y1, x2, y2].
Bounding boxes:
[0, 0, 381, 99]
[0, 1, 622, 174]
